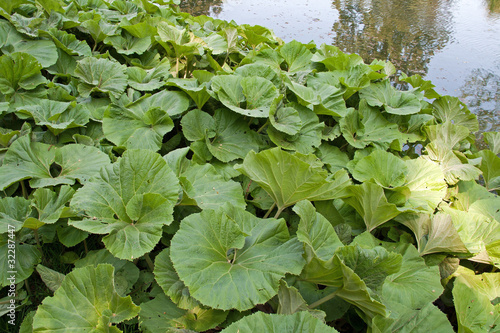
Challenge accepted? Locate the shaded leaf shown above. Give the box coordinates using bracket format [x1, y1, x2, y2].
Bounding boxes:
[221, 311, 339, 333]
[139, 293, 227, 333]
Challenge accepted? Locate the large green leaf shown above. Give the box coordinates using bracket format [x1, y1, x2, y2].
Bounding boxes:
[156, 22, 205, 58]
[44, 28, 92, 57]
[476, 149, 500, 191]
[73, 57, 128, 99]
[221, 311, 339, 333]
[404, 157, 447, 212]
[277, 281, 316, 316]
[17, 99, 89, 135]
[432, 96, 478, 132]
[169, 204, 305, 310]
[26, 186, 75, 227]
[294, 200, 343, 262]
[268, 102, 324, 154]
[453, 267, 500, 333]
[336, 245, 402, 291]
[154, 248, 200, 309]
[340, 100, 402, 150]
[0, 243, 41, 286]
[380, 242, 443, 311]
[70, 149, 180, 260]
[269, 100, 302, 136]
[360, 80, 421, 115]
[418, 213, 468, 256]
[211, 75, 279, 118]
[343, 182, 402, 232]
[425, 143, 482, 185]
[32, 264, 140, 332]
[181, 109, 215, 142]
[3, 38, 58, 68]
[351, 150, 408, 188]
[442, 206, 500, 266]
[124, 90, 190, 118]
[235, 148, 351, 215]
[371, 302, 455, 333]
[127, 63, 170, 91]
[307, 72, 348, 117]
[139, 293, 228, 333]
[167, 78, 211, 109]
[300, 254, 387, 320]
[0, 53, 47, 95]
[104, 32, 152, 55]
[311, 44, 364, 71]
[179, 163, 245, 210]
[36, 265, 65, 293]
[0, 196, 31, 233]
[103, 104, 174, 151]
[0, 135, 111, 190]
[74, 249, 140, 296]
[206, 108, 262, 162]
[483, 131, 500, 155]
[279, 40, 313, 73]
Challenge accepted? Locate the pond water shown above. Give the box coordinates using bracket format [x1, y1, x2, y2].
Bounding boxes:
[180, 0, 500, 140]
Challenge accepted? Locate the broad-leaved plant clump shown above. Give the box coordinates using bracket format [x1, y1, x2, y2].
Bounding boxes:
[0, 0, 499, 332]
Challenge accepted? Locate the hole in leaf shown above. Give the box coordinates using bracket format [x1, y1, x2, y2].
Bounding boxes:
[49, 163, 62, 178]
[226, 248, 237, 264]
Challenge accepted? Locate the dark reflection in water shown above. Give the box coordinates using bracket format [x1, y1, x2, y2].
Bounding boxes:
[179, 0, 223, 16]
[180, 0, 500, 137]
[486, 0, 500, 13]
[330, 0, 453, 77]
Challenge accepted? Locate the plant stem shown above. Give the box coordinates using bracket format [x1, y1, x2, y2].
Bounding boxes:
[244, 180, 252, 200]
[24, 278, 32, 297]
[83, 239, 89, 255]
[256, 120, 269, 134]
[274, 207, 284, 219]
[20, 180, 28, 199]
[33, 229, 42, 253]
[232, 249, 238, 264]
[144, 253, 155, 272]
[263, 202, 276, 219]
[308, 290, 339, 309]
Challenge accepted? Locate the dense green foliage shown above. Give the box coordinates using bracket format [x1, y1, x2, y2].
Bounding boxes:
[0, 0, 499, 332]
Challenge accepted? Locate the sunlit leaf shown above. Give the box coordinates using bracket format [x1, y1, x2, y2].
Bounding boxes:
[32, 264, 140, 332]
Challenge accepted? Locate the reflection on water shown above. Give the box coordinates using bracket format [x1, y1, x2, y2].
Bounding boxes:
[180, 0, 223, 16]
[180, 0, 500, 137]
[486, 0, 500, 13]
[330, 0, 453, 77]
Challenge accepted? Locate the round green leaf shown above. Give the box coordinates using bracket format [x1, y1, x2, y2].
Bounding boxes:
[32, 264, 140, 332]
[360, 80, 421, 115]
[74, 57, 128, 99]
[170, 205, 305, 311]
[0, 53, 47, 95]
[211, 75, 279, 118]
[70, 149, 180, 260]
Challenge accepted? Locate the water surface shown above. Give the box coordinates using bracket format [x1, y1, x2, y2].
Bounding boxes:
[180, 0, 500, 137]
